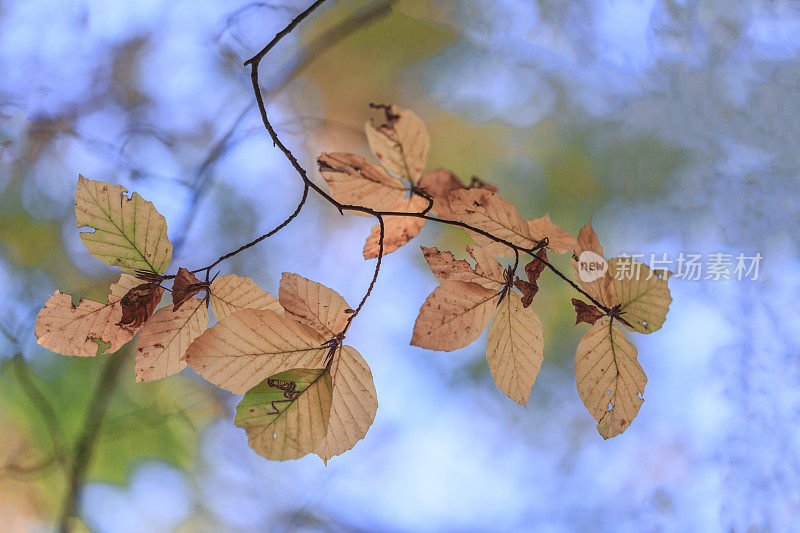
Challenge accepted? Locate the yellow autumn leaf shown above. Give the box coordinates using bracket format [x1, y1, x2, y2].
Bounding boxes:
[134, 298, 209, 382]
[571, 220, 617, 308]
[315, 345, 378, 463]
[608, 258, 672, 334]
[317, 152, 407, 215]
[363, 194, 428, 259]
[279, 273, 351, 337]
[365, 104, 430, 183]
[527, 214, 576, 254]
[34, 274, 142, 357]
[449, 188, 537, 256]
[208, 274, 283, 321]
[575, 317, 646, 439]
[411, 280, 498, 351]
[420, 245, 505, 291]
[184, 309, 328, 394]
[75, 176, 172, 274]
[486, 291, 544, 406]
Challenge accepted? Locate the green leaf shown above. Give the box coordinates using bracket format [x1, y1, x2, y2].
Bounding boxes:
[75, 176, 172, 274]
[235, 368, 333, 461]
[609, 258, 672, 334]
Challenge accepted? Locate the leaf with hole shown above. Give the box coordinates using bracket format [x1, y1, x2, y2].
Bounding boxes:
[75, 176, 172, 274]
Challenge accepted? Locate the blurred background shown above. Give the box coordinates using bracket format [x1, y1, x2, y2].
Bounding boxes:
[1, 0, 799, 531]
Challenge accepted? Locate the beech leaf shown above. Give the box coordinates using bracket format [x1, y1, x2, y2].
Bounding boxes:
[235, 368, 333, 461]
[208, 274, 282, 321]
[575, 317, 646, 439]
[571, 298, 605, 326]
[117, 282, 164, 329]
[185, 309, 327, 394]
[609, 258, 672, 334]
[449, 188, 537, 256]
[411, 280, 498, 351]
[135, 297, 209, 382]
[171, 267, 204, 311]
[315, 345, 378, 463]
[420, 245, 505, 291]
[571, 220, 617, 308]
[486, 291, 544, 405]
[317, 152, 407, 215]
[34, 274, 142, 357]
[363, 194, 428, 259]
[365, 104, 429, 183]
[279, 273, 351, 337]
[514, 248, 548, 308]
[75, 176, 172, 274]
[527, 214, 576, 254]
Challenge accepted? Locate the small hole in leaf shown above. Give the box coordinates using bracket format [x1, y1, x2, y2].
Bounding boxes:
[638, 392, 644, 400]
[607, 401, 614, 411]
[606, 390, 612, 395]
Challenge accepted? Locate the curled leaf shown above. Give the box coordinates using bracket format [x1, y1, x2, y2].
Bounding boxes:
[571, 298, 604, 326]
[118, 282, 164, 329]
[171, 267, 204, 311]
[514, 248, 548, 308]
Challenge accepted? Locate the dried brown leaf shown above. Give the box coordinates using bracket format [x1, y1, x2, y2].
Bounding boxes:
[486, 291, 544, 405]
[363, 194, 428, 259]
[135, 298, 209, 382]
[317, 152, 406, 215]
[171, 267, 204, 311]
[365, 104, 429, 183]
[279, 273, 351, 337]
[515, 248, 548, 307]
[34, 274, 142, 357]
[118, 282, 164, 329]
[411, 280, 498, 351]
[571, 298, 605, 326]
[575, 317, 646, 439]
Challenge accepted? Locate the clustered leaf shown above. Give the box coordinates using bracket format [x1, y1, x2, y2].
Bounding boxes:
[413, 244, 544, 405]
[186, 274, 377, 462]
[569, 220, 672, 436]
[35, 103, 676, 467]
